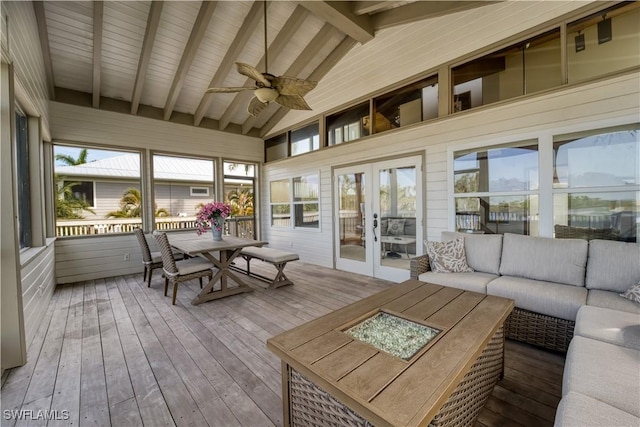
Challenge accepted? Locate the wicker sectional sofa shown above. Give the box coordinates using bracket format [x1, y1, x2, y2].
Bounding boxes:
[410, 232, 640, 426]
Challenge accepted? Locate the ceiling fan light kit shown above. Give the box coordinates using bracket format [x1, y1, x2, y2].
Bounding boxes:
[204, 1, 317, 117]
[255, 87, 279, 103]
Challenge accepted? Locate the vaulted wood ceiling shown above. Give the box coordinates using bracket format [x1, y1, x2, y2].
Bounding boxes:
[34, 1, 494, 137]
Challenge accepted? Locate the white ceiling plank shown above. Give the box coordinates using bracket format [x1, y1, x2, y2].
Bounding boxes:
[92, 1, 103, 108]
[371, 1, 499, 30]
[131, 1, 163, 115]
[193, 1, 266, 127]
[163, 1, 217, 121]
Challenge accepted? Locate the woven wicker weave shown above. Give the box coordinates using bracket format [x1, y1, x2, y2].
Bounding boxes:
[410, 254, 431, 279]
[504, 307, 574, 352]
[287, 327, 505, 427]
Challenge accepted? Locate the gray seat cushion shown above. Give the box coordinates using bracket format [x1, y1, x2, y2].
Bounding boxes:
[554, 391, 640, 427]
[487, 276, 587, 321]
[241, 246, 299, 263]
[442, 231, 502, 275]
[586, 240, 640, 293]
[417, 272, 498, 294]
[574, 305, 640, 350]
[499, 233, 588, 287]
[587, 289, 640, 314]
[175, 257, 214, 275]
[563, 336, 640, 417]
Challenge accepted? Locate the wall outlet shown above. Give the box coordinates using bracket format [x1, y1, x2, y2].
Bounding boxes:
[124, 253, 130, 261]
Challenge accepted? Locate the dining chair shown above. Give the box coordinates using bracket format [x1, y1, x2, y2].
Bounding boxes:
[153, 231, 215, 305]
[134, 228, 183, 287]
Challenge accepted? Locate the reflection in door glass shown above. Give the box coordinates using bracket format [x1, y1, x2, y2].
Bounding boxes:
[379, 167, 417, 270]
[338, 173, 365, 262]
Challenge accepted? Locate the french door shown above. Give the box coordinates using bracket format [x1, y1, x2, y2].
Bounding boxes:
[334, 155, 423, 282]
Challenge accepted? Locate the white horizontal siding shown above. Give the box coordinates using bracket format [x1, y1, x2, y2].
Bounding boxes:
[4, 1, 51, 137]
[21, 241, 56, 350]
[262, 72, 640, 267]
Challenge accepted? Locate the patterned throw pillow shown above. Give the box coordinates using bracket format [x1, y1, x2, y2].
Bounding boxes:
[425, 238, 474, 273]
[386, 219, 405, 236]
[620, 283, 640, 304]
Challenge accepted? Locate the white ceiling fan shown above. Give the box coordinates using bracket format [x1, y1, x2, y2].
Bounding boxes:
[205, 2, 318, 117]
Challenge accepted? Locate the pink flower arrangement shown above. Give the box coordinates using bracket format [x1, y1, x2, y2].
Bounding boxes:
[195, 201, 231, 235]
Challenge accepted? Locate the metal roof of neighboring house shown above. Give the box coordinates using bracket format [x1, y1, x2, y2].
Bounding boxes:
[55, 154, 214, 182]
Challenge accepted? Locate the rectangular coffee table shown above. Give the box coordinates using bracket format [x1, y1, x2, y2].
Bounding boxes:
[267, 280, 514, 427]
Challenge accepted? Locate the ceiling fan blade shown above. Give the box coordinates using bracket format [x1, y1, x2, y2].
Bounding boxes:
[272, 76, 317, 97]
[247, 96, 268, 117]
[205, 87, 252, 93]
[274, 94, 312, 111]
[236, 62, 271, 88]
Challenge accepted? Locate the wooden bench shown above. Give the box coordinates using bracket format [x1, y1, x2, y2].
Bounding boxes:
[239, 246, 299, 289]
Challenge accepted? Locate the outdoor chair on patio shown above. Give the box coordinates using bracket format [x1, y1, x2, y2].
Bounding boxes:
[134, 228, 185, 287]
[153, 231, 215, 305]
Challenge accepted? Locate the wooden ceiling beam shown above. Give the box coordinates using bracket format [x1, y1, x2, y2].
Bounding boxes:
[131, 1, 163, 115]
[92, 1, 103, 109]
[33, 2, 56, 100]
[299, 1, 374, 44]
[261, 35, 357, 137]
[242, 23, 339, 134]
[371, 1, 499, 30]
[351, 1, 391, 16]
[218, 5, 309, 132]
[193, 1, 266, 127]
[163, 1, 217, 121]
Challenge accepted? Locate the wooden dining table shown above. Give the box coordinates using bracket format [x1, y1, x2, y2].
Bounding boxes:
[167, 233, 266, 305]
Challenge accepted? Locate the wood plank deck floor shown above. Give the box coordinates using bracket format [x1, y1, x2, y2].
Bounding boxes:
[1, 261, 565, 427]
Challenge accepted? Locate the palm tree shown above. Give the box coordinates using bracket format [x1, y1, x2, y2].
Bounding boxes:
[55, 148, 88, 166]
[226, 188, 254, 216]
[55, 176, 95, 219]
[106, 187, 169, 218]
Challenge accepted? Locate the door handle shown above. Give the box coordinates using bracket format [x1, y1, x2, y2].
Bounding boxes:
[372, 213, 378, 242]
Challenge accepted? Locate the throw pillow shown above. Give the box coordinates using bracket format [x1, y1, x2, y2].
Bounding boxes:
[620, 282, 640, 304]
[424, 238, 474, 273]
[386, 219, 405, 236]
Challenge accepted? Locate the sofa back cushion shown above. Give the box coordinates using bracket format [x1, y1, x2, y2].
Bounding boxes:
[585, 240, 640, 292]
[442, 231, 502, 275]
[499, 233, 588, 287]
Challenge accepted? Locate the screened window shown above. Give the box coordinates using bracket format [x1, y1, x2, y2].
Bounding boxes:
[153, 154, 215, 231]
[15, 110, 31, 249]
[224, 161, 256, 238]
[567, 3, 640, 84]
[373, 76, 438, 133]
[327, 102, 370, 146]
[452, 29, 561, 112]
[270, 179, 291, 227]
[54, 146, 142, 236]
[293, 175, 319, 228]
[553, 127, 639, 242]
[454, 141, 539, 235]
[291, 122, 320, 156]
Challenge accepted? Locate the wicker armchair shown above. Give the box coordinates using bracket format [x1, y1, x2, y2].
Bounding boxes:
[152, 231, 215, 305]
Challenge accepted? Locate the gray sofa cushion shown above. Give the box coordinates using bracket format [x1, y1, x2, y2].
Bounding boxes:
[574, 305, 640, 350]
[563, 336, 640, 418]
[586, 240, 640, 292]
[554, 392, 640, 427]
[586, 289, 640, 314]
[417, 271, 498, 294]
[487, 276, 587, 321]
[499, 233, 588, 287]
[442, 231, 502, 275]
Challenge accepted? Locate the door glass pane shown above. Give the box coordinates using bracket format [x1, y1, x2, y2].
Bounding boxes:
[338, 172, 365, 261]
[379, 166, 417, 270]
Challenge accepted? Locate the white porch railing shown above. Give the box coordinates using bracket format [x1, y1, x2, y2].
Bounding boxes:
[55, 216, 255, 238]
